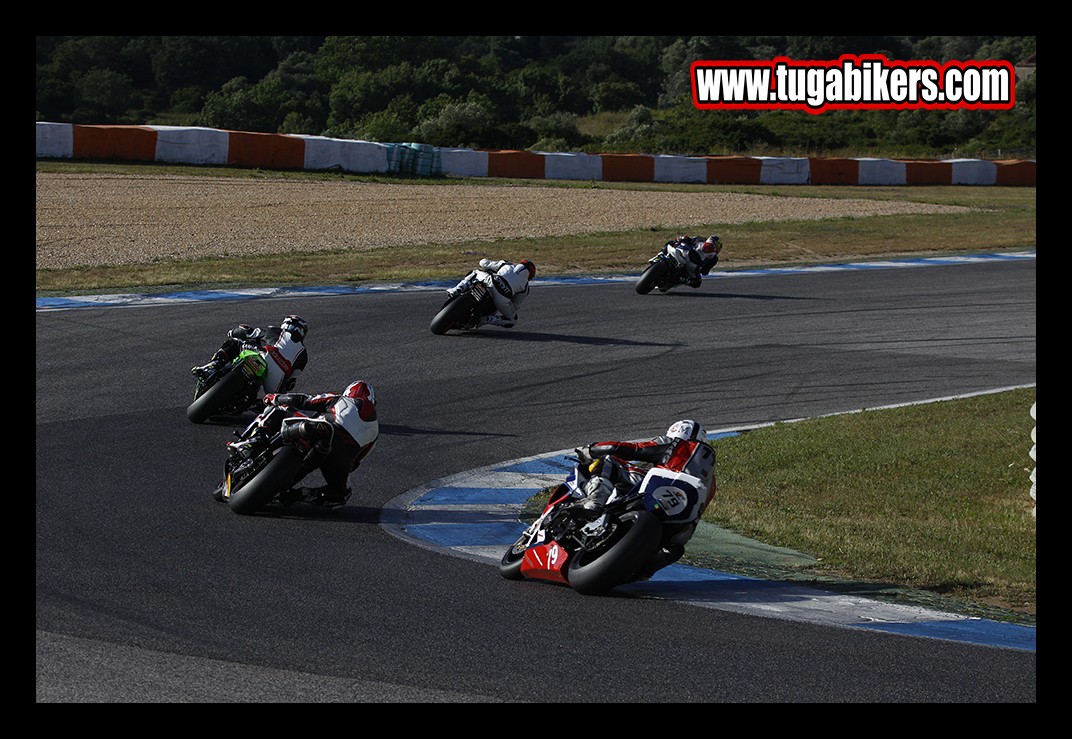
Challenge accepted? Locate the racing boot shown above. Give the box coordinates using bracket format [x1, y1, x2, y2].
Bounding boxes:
[573, 476, 614, 518]
[446, 277, 472, 301]
[297, 485, 352, 508]
[634, 544, 685, 581]
[478, 314, 515, 328]
[228, 434, 268, 461]
[191, 359, 219, 377]
[323, 487, 352, 508]
[191, 349, 228, 378]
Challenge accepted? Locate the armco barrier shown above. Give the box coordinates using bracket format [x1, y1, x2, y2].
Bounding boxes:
[36, 122, 1036, 186]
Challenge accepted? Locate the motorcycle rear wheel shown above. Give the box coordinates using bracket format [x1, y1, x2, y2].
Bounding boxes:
[430, 294, 475, 335]
[227, 445, 304, 515]
[635, 260, 670, 295]
[187, 370, 248, 424]
[566, 510, 662, 595]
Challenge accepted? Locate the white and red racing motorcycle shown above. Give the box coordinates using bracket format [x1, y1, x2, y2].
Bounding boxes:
[498, 453, 712, 595]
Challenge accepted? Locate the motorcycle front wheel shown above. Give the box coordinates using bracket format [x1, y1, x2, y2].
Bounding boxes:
[227, 445, 304, 515]
[566, 510, 662, 595]
[635, 260, 670, 295]
[187, 370, 248, 424]
[498, 536, 529, 580]
[430, 294, 475, 335]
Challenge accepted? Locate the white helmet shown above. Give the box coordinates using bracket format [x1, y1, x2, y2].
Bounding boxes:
[280, 314, 308, 342]
[667, 419, 707, 441]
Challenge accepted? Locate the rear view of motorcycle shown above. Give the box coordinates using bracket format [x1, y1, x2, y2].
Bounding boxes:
[430, 273, 497, 334]
[498, 456, 708, 595]
[188, 324, 304, 424]
[636, 235, 723, 295]
[187, 348, 269, 424]
[635, 241, 691, 295]
[212, 404, 334, 515]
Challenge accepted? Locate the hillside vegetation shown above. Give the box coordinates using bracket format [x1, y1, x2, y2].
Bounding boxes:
[36, 36, 1035, 160]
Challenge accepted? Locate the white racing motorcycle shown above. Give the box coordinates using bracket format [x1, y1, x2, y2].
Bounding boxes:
[635, 239, 695, 295]
[429, 269, 498, 334]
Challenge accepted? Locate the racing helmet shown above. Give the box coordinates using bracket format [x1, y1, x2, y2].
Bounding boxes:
[343, 380, 375, 404]
[343, 380, 377, 422]
[281, 314, 308, 342]
[701, 235, 722, 255]
[667, 419, 707, 442]
[519, 259, 536, 279]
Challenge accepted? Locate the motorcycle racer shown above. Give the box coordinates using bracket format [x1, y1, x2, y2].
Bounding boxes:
[446, 258, 535, 327]
[662, 235, 722, 288]
[192, 315, 309, 395]
[572, 419, 717, 577]
[228, 380, 378, 508]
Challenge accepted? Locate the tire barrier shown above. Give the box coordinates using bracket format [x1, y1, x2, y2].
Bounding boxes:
[36, 122, 1035, 187]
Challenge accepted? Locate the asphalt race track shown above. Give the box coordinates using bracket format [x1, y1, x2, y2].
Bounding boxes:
[36, 257, 1036, 702]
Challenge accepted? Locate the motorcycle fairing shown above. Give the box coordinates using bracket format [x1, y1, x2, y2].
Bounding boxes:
[236, 349, 268, 380]
[520, 540, 571, 584]
[639, 468, 706, 523]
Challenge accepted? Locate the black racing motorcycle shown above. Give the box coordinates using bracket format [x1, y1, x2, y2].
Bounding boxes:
[187, 327, 303, 424]
[187, 346, 269, 424]
[429, 273, 497, 335]
[212, 403, 335, 515]
[634, 240, 693, 295]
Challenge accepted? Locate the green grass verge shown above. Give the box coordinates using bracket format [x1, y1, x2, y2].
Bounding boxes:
[697, 387, 1036, 622]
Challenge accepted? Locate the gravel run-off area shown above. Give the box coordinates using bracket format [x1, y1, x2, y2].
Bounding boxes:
[35, 172, 974, 270]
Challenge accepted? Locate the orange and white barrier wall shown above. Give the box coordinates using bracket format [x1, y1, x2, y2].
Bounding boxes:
[36, 122, 1035, 186]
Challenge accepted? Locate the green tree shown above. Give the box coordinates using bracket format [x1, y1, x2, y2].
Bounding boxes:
[198, 77, 277, 133]
[658, 36, 754, 107]
[411, 94, 497, 148]
[74, 68, 135, 123]
[785, 36, 911, 60]
[152, 36, 276, 102]
[35, 35, 1036, 158]
[336, 95, 418, 141]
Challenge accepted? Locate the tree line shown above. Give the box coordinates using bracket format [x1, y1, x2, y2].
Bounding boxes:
[35, 36, 1036, 160]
